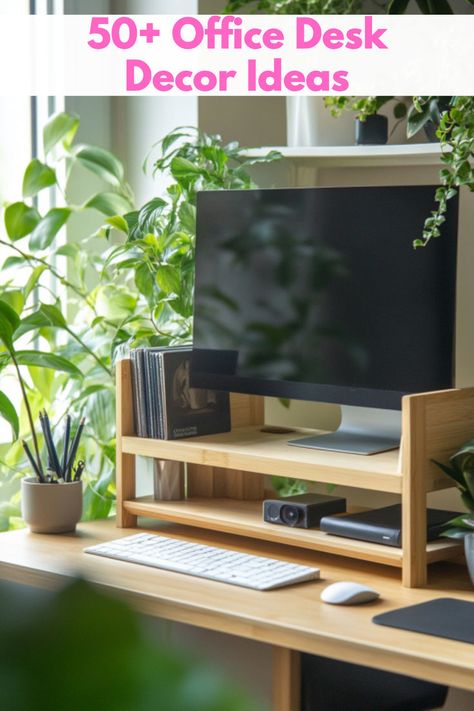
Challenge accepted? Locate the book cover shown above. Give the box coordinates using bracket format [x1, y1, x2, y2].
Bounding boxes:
[159, 350, 230, 440]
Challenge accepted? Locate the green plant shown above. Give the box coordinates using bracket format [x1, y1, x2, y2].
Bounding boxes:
[225, 0, 466, 13]
[325, 95, 474, 248]
[0, 577, 255, 711]
[0, 116, 280, 529]
[412, 96, 474, 248]
[325, 95, 407, 126]
[225, 0, 363, 13]
[117, 128, 281, 326]
[434, 439, 474, 539]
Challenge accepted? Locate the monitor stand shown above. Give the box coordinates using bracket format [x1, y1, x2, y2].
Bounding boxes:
[288, 405, 402, 456]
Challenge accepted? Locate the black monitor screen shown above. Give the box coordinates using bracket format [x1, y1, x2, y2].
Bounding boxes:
[192, 186, 458, 409]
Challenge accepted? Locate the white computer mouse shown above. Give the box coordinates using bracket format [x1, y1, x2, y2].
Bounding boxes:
[321, 581, 380, 605]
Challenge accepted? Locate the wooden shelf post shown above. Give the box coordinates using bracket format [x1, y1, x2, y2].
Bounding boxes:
[272, 647, 301, 711]
[116, 359, 137, 528]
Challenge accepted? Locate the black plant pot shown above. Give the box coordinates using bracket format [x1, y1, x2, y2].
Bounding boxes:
[355, 114, 388, 146]
[423, 121, 439, 142]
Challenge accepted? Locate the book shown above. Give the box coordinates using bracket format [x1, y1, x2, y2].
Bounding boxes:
[130, 347, 230, 440]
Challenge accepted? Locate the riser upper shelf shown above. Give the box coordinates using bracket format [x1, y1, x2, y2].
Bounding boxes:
[121, 427, 452, 495]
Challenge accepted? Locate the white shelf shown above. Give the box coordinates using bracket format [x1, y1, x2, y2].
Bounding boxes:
[246, 143, 443, 168]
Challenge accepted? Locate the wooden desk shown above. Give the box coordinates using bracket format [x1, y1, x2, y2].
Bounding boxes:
[0, 519, 473, 711]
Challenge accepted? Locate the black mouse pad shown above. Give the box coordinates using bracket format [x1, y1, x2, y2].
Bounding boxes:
[373, 598, 474, 644]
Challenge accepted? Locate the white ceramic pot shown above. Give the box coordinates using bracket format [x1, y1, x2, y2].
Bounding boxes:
[21, 477, 82, 534]
[465, 533, 474, 586]
[286, 97, 355, 147]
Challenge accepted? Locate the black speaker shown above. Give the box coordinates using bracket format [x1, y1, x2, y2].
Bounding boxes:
[263, 494, 346, 529]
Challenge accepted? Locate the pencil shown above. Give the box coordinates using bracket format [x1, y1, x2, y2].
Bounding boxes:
[65, 418, 85, 481]
[22, 440, 44, 482]
[61, 414, 71, 479]
[40, 411, 61, 478]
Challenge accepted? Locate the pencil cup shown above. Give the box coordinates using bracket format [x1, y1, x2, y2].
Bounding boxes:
[153, 460, 184, 501]
[21, 477, 83, 534]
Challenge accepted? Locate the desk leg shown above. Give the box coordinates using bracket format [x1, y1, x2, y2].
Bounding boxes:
[272, 647, 301, 711]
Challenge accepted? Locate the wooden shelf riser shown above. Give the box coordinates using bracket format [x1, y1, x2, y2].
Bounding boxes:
[116, 359, 474, 587]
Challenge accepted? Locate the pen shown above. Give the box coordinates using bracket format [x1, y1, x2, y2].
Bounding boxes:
[40, 411, 61, 478]
[22, 440, 44, 482]
[45, 410, 62, 476]
[74, 460, 85, 482]
[61, 414, 71, 479]
[65, 418, 85, 481]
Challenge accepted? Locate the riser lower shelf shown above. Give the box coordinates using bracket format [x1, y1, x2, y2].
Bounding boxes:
[123, 496, 462, 569]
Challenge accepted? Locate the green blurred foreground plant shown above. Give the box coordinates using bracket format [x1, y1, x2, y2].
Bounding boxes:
[0, 113, 280, 529]
[434, 440, 474, 539]
[0, 578, 255, 711]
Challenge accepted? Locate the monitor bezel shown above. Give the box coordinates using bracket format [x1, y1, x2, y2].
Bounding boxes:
[191, 185, 458, 412]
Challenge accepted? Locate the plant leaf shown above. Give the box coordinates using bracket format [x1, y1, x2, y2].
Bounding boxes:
[0, 391, 19, 440]
[29, 208, 71, 250]
[0, 300, 20, 349]
[22, 159, 56, 198]
[388, 0, 411, 14]
[4, 202, 41, 241]
[432, 458, 465, 487]
[24, 265, 47, 299]
[156, 265, 181, 295]
[15, 350, 82, 377]
[43, 112, 79, 155]
[74, 145, 125, 187]
[85, 192, 133, 217]
[106, 215, 129, 233]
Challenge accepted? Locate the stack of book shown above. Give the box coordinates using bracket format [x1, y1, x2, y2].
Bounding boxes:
[130, 347, 231, 440]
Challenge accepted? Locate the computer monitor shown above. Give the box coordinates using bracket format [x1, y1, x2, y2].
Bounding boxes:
[191, 186, 459, 454]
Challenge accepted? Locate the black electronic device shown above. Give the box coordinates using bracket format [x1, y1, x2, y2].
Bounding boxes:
[319, 504, 461, 547]
[191, 186, 459, 447]
[263, 493, 347, 529]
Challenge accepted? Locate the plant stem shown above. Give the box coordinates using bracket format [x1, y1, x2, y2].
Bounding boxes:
[64, 325, 112, 376]
[9, 349, 43, 478]
[0, 239, 95, 310]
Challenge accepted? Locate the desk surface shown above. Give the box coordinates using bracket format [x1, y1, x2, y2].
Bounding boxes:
[0, 519, 473, 692]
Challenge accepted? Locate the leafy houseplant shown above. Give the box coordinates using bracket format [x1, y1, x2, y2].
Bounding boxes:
[326, 95, 474, 248]
[434, 440, 474, 539]
[224, 0, 464, 13]
[325, 96, 408, 145]
[0, 115, 281, 529]
[434, 439, 474, 584]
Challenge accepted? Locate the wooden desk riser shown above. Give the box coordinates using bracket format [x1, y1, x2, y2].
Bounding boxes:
[0, 520, 473, 711]
[116, 359, 474, 588]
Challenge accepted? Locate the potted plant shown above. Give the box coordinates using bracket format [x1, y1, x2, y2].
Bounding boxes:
[0, 113, 282, 530]
[434, 440, 474, 585]
[0, 300, 84, 533]
[325, 96, 409, 146]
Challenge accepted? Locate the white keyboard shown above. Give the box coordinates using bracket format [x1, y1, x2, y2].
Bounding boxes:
[84, 533, 320, 591]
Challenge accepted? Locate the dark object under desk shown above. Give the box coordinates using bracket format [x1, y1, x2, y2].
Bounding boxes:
[301, 654, 448, 711]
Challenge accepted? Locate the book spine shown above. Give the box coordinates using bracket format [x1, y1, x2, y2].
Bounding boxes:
[130, 350, 141, 437]
[144, 349, 156, 439]
[157, 352, 166, 439]
[136, 348, 148, 438]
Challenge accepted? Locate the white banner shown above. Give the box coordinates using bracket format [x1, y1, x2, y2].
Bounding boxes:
[0, 14, 472, 96]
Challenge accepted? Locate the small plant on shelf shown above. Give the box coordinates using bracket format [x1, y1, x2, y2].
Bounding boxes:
[434, 440, 474, 539]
